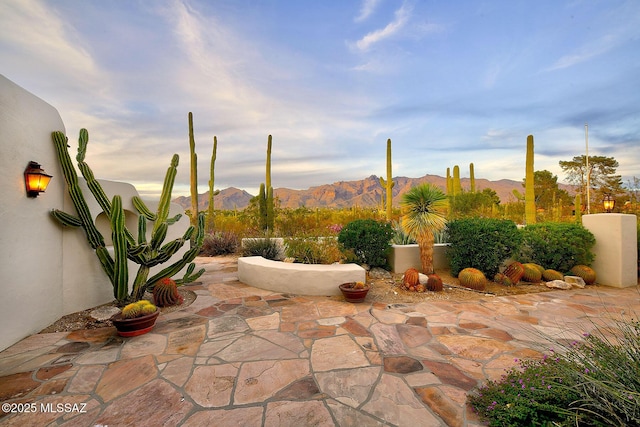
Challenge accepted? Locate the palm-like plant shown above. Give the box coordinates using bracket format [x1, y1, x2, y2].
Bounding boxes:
[400, 183, 448, 274]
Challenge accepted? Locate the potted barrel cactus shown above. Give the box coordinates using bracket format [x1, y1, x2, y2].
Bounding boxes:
[111, 300, 159, 337]
[339, 281, 370, 303]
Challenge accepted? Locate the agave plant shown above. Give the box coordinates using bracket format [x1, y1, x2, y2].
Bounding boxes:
[400, 183, 448, 274]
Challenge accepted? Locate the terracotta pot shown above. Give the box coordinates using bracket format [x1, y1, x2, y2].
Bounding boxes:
[339, 283, 370, 303]
[111, 309, 159, 337]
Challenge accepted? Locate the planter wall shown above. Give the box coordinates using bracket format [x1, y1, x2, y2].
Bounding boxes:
[238, 256, 366, 296]
[388, 244, 450, 273]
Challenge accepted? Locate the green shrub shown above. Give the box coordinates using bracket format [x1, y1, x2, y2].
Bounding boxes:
[337, 219, 393, 268]
[447, 218, 521, 277]
[516, 222, 595, 272]
[200, 231, 238, 256]
[241, 238, 281, 260]
[284, 237, 343, 264]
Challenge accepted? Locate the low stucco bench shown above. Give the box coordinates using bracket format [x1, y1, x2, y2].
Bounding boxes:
[237, 256, 366, 296]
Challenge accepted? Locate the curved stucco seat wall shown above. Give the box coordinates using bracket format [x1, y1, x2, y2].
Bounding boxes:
[237, 256, 366, 296]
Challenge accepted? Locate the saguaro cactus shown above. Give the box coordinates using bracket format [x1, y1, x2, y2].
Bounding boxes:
[257, 135, 275, 232]
[50, 129, 205, 303]
[469, 163, 476, 193]
[207, 136, 220, 232]
[188, 112, 199, 227]
[379, 138, 394, 221]
[575, 193, 582, 223]
[446, 168, 452, 195]
[525, 135, 536, 224]
[453, 165, 462, 195]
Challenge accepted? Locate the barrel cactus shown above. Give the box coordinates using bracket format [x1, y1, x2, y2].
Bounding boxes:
[121, 300, 157, 319]
[542, 269, 564, 281]
[403, 268, 420, 290]
[426, 274, 443, 292]
[522, 263, 543, 283]
[503, 262, 525, 285]
[458, 268, 487, 291]
[153, 277, 184, 307]
[570, 265, 596, 285]
[494, 273, 513, 287]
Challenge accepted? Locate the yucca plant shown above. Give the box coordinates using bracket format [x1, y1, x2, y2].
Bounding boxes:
[400, 184, 448, 274]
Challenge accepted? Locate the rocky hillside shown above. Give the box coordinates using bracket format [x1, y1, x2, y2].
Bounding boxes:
[173, 174, 544, 211]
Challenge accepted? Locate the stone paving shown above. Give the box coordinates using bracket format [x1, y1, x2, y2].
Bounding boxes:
[1, 256, 639, 426]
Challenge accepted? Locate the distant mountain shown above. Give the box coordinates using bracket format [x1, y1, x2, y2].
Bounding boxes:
[172, 174, 570, 211]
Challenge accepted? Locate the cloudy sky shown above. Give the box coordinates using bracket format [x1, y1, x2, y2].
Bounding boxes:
[2, 0, 639, 198]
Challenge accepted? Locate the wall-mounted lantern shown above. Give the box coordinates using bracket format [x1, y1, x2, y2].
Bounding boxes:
[603, 193, 615, 213]
[24, 161, 52, 198]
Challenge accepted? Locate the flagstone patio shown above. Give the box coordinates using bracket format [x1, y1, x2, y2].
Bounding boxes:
[1, 256, 639, 426]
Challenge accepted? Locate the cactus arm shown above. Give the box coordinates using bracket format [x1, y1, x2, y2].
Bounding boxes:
[95, 245, 114, 278]
[453, 165, 461, 195]
[50, 209, 83, 227]
[153, 154, 179, 234]
[167, 213, 182, 225]
[131, 266, 150, 301]
[132, 196, 157, 221]
[150, 222, 168, 251]
[175, 263, 205, 285]
[469, 163, 476, 193]
[52, 131, 106, 249]
[111, 195, 129, 301]
[137, 214, 147, 244]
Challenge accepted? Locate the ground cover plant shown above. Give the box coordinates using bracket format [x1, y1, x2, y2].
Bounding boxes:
[469, 314, 640, 426]
[284, 236, 344, 264]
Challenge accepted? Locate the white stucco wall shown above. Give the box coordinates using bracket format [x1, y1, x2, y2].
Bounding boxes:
[0, 75, 66, 351]
[0, 75, 192, 351]
[582, 213, 638, 288]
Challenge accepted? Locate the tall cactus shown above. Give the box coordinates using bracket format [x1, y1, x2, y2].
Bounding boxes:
[525, 134, 536, 224]
[469, 163, 476, 193]
[257, 135, 275, 232]
[188, 112, 198, 227]
[453, 165, 462, 195]
[446, 168, 452, 195]
[575, 193, 582, 223]
[207, 136, 220, 232]
[379, 138, 394, 221]
[50, 129, 205, 304]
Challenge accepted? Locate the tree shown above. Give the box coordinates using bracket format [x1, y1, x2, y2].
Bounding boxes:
[400, 184, 448, 274]
[523, 170, 572, 211]
[559, 155, 623, 208]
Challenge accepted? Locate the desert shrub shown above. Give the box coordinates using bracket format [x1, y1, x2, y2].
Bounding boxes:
[469, 316, 640, 426]
[200, 231, 239, 256]
[516, 222, 595, 272]
[447, 218, 522, 277]
[338, 219, 394, 268]
[284, 237, 344, 264]
[241, 238, 281, 260]
[390, 220, 416, 245]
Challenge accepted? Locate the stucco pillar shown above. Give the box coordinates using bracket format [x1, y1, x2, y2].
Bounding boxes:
[581, 213, 638, 288]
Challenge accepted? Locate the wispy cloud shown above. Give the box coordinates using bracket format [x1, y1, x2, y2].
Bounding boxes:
[545, 34, 618, 71]
[354, 0, 381, 23]
[355, 2, 412, 51]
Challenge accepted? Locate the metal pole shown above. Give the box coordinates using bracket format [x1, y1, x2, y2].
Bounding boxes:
[585, 123, 590, 214]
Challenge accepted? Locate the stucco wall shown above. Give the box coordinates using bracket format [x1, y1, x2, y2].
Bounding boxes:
[0, 75, 191, 351]
[0, 75, 66, 351]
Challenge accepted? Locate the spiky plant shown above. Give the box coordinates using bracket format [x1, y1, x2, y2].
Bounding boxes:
[494, 273, 513, 287]
[403, 268, 420, 288]
[503, 262, 525, 285]
[121, 300, 157, 319]
[153, 277, 184, 307]
[426, 274, 443, 292]
[570, 265, 596, 285]
[522, 263, 543, 283]
[542, 269, 564, 281]
[458, 268, 487, 291]
[400, 184, 448, 274]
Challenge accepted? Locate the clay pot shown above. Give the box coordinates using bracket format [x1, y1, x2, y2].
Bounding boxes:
[111, 309, 159, 337]
[339, 283, 370, 303]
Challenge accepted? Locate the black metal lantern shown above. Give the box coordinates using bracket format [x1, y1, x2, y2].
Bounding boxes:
[24, 161, 52, 197]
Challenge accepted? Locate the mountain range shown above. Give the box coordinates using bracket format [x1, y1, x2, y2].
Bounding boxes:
[172, 174, 556, 211]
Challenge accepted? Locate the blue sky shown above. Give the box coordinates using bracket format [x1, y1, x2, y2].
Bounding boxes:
[2, 0, 639, 198]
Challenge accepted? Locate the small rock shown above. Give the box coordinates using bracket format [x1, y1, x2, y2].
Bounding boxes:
[545, 280, 572, 290]
[90, 306, 121, 321]
[564, 276, 586, 288]
[418, 273, 428, 284]
[369, 267, 392, 279]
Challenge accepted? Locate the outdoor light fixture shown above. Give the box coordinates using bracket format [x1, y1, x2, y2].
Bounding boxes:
[24, 161, 52, 197]
[603, 193, 615, 213]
